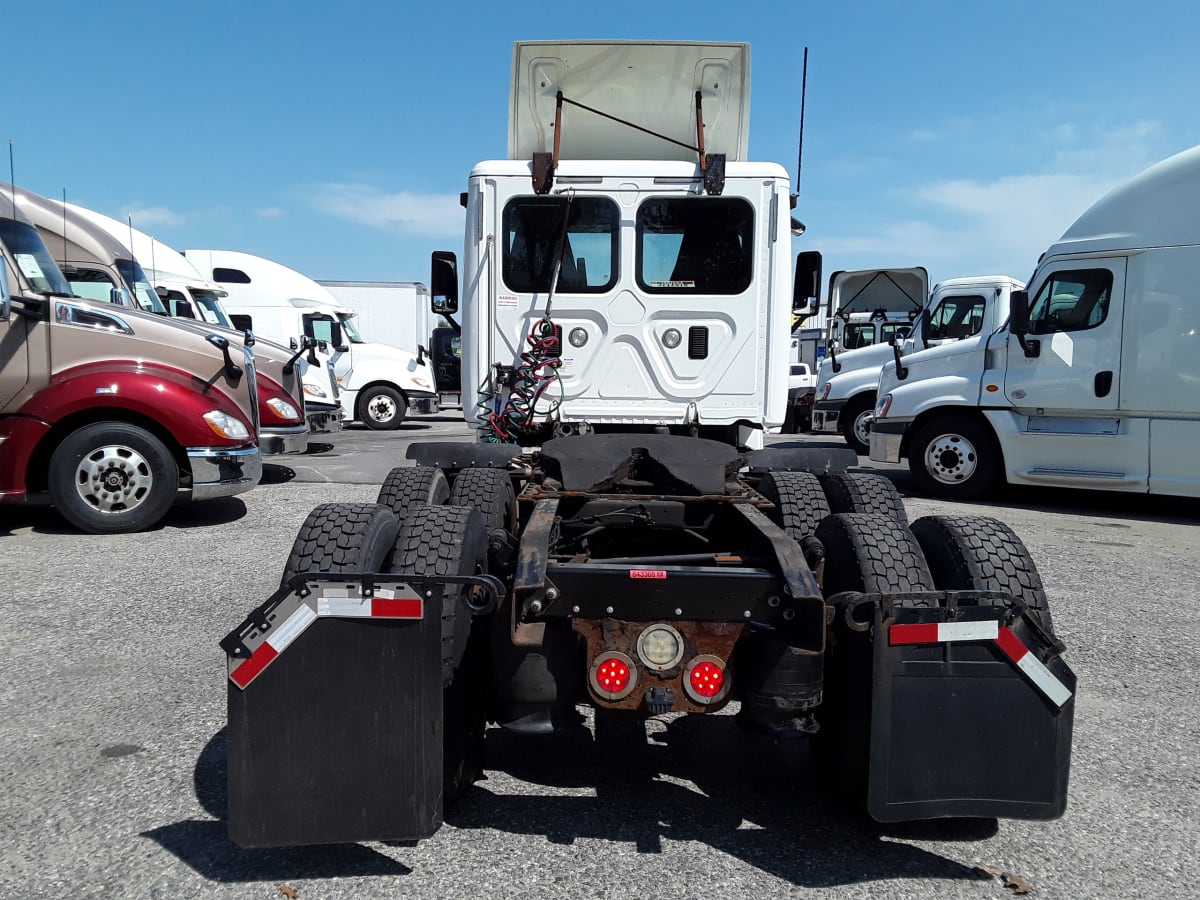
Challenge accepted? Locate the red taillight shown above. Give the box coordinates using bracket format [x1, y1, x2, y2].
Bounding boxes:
[689, 661, 724, 697]
[589, 651, 637, 700]
[683, 655, 728, 705]
[597, 657, 630, 692]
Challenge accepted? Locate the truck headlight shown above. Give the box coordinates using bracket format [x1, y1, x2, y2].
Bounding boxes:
[819, 382, 832, 401]
[303, 383, 328, 399]
[203, 410, 251, 440]
[412, 377, 432, 389]
[266, 397, 301, 420]
[875, 393, 893, 418]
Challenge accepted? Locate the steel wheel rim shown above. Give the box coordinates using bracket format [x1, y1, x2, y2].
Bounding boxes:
[853, 410, 872, 447]
[923, 432, 978, 484]
[75, 444, 154, 514]
[367, 394, 397, 423]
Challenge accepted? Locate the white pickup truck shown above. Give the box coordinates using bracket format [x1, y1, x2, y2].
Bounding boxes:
[785, 362, 817, 432]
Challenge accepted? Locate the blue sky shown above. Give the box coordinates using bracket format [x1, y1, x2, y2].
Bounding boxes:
[7, 1, 1198, 291]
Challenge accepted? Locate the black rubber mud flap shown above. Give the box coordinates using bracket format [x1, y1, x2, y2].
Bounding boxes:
[225, 576, 445, 847]
[864, 598, 1076, 822]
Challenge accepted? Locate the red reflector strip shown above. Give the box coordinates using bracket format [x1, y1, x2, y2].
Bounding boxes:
[371, 596, 423, 618]
[230, 642, 278, 688]
[997, 626, 1073, 708]
[889, 620, 999, 645]
[630, 569, 667, 579]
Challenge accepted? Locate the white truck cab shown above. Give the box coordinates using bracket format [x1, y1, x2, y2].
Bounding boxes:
[814, 274, 1022, 453]
[185, 250, 438, 430]
[430, 41, 819, 449]
[870, 144, 1200, 499]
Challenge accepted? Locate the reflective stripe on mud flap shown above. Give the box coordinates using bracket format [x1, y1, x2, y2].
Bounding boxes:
[996, 625, 1073, 708]
[229, 584, 424, 689]
[888, 619, 1072, 708]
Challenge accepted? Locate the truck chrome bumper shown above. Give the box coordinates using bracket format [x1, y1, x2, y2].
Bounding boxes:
[407, 390, 440, 416]
[305, 402, 343, 434]
[259, 425, 309, 455]
[868, 419, 907, 463]
[811, 399, 845, 434]
[188, 446, 263, 500]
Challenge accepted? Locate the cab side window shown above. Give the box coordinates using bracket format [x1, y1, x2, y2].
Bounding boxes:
[1028, 270, 1113, 334]
[927, 294, 986, 340]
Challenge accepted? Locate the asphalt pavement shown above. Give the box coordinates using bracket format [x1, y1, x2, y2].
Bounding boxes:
[2, 416, 1198, 899]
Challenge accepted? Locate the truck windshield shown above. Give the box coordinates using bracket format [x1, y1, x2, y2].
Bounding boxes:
[114, 259, 168, 314]
[337, 313, 364, 343]
[0, 219, 73, 295]
[637, 197, 753, 295]
[502, 196, 619, 293]
[191, 290, 232, 327]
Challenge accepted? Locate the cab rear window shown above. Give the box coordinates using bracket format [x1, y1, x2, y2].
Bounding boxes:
[637, 198, 753, 295]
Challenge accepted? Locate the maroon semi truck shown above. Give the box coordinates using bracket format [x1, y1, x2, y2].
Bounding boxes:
[0, 203, 262, 533]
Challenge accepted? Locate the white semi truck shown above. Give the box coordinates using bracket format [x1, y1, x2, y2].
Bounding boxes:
[222, 40, 1075, 849]
[185, 250, 439, 429]
[870, 144, 1200, 499]
[814, 275, 1024, 453]
[65, 206, 343, 435]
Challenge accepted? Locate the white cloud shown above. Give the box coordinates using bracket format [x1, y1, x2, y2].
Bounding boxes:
[119, 205, 183, 227]
[308, 183, 464, 237]
[256, 206, 286, 219]
[813, 121, 1177, 281]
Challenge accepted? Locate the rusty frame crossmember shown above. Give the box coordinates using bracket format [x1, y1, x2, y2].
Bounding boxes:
[532, 90, 726, 195]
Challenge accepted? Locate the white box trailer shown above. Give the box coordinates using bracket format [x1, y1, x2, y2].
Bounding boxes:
[318, 281, 432, 355]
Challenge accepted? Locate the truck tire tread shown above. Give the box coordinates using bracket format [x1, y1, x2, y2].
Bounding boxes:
[390, 505, 489, 800]
[911, 514, 1053, 632]
[376, 466, 450, 521]
[822, 473, 907, 524]
[759, 471, 830, 542]
[448, 467, 517, 534]
[279, 502, 399, 586]
[817, 512, 934, 596]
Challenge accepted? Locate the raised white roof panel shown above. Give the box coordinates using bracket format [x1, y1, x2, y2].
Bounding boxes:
[509, 41, 750, 162]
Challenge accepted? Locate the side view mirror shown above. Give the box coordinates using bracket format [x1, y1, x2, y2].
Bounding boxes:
[431, 250, 459, 314]
[110, 287, 125, 306]
[791, 251, 822, 327]
[416, 344, 428, 365]
[155, 285, 170, 299]
[174, 301, 197, 319]
[1009, 289, 1040, 358]
[229, 314, 254, 332]
[331, 322, 349, 353]
[919, 308, 931, 344]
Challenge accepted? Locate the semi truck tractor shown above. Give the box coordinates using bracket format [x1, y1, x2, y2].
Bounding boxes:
[12, 187, 312, 455]
[870, 144, 1200, 499]
[0, 198, 261, 532]
[186, 250, 439, 429]
[222, 40, 1075, 848]
[65, 205, 342, 436]
[813, 275, 1024, 453]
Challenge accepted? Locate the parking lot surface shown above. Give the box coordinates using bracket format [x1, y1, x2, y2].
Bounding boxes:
[2, 420, 1198, 899]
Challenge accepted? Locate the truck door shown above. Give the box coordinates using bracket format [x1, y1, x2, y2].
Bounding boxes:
[1003, 260, 1126, 412]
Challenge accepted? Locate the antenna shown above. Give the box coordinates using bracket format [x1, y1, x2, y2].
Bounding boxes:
[795, 47, 808, 202]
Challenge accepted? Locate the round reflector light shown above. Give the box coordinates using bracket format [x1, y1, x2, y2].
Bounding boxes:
[589, 650, 637, 700]
[636, 623, 685, 671]
[683, 654, 729, 704]
[662, 328, 682, 349]
[568, 327, 589, 348]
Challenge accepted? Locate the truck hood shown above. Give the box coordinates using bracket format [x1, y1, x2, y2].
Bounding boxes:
[826, 267, 928, 317]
